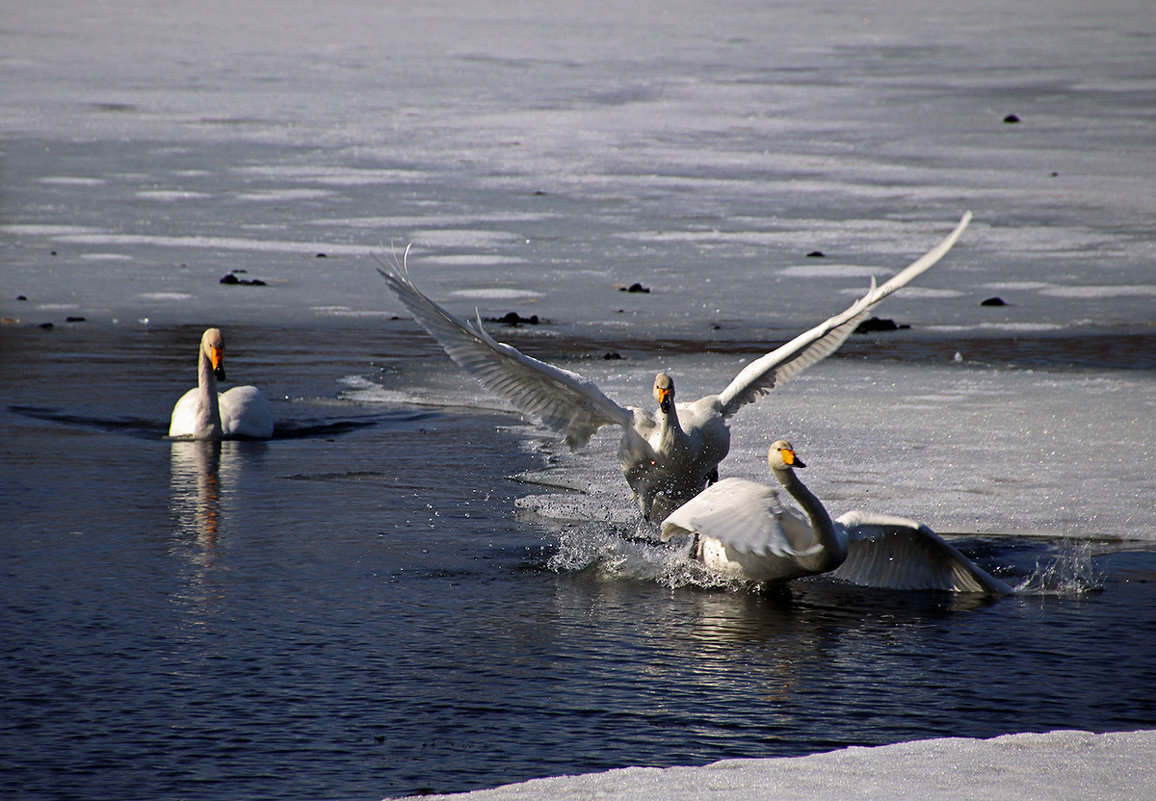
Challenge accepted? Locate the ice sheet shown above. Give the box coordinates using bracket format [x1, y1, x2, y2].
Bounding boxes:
[402, 729, 1156, 801]
[3, 0, 1156, 334]
[350, 352, 1154, 541]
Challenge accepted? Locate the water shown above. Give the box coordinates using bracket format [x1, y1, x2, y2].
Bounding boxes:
[2, 325, 1154, 800]
[3, 1, 1155, 798]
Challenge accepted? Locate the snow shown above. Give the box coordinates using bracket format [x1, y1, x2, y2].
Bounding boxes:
[402, 729, 1156, 801]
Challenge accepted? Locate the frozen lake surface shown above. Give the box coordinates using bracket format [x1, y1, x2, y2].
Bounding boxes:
[2, 1, 1154, 799]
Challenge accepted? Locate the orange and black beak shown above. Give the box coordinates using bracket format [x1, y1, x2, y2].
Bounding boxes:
[657, 387, 672, 414]
[210, 346, 226, 381]
[780, 447, 805, 468]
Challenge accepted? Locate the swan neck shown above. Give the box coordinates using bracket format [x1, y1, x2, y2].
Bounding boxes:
[197, 345, 223, 438]
[774, 466, 845, 568]
[658, 401, 684, 440]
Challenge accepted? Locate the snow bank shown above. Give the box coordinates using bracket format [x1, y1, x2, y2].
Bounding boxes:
[405, 729, 1155, 800]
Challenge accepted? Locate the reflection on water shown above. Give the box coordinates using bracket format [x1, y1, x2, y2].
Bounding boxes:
[167, 439, 270, 619]
[169, 440, 223, 550]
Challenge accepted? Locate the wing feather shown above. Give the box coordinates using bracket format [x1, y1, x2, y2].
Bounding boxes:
[831, 509, 1012, 594]
[660, 478, 821, 559]
[717, 212, 972, 417]
[377, 259, 634, 450]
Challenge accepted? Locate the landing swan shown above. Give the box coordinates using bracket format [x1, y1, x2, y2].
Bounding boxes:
[660, 440, 1012, 594]
[168, 327, 274, 440]
[379, 213, 970, 520]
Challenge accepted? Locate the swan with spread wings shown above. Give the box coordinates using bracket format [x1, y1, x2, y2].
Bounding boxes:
[379, 213, 971, 520]
[661, 439, 1012, 594]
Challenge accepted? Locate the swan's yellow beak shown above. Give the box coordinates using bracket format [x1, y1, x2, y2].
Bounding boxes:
[780, 447, 805, 468]
[210, 345, 226, 380]
[657, 386, 672, 413]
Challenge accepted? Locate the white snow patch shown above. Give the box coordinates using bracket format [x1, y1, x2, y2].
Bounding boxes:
[450, 288, 544, 300]
[135, 190, 211, 201]
[38, 176, 105, 186]
[1040, 285, 1156, 299]
[406, 730, 1156, 801]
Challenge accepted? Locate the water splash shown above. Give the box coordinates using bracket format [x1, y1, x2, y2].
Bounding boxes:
[546, 522, 749, 591]
[1014, 540, 1104, 597]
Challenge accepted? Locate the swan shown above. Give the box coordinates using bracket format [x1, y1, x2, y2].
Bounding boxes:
[378, 213, 971, 520]
[168, 327, 274, 440]
[660, 440, 1012, 594]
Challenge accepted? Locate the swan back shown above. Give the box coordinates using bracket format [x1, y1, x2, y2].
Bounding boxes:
[219, 386, 274, 439]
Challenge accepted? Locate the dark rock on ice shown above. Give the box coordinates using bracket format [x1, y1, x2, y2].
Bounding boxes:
[220, 272, 267, 286]
[487, 311, 540, 326]
[854, 316, 910, 334]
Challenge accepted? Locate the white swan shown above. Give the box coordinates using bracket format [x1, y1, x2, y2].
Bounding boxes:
[660, 440, 1012, 594]
[168, 327, 274, 440]
[379, 213, 971, 520]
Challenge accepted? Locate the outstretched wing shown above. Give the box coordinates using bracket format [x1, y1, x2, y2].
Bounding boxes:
[831, 509, 1012, 594]
[377, 256, 634, 450]
[717, 212, 972, 418]
[660, 478, 820, 558]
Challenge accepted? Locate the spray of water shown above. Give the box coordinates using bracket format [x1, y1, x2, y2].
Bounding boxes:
[546, 520, 750, 592]
[1014, 540, 1104, 597]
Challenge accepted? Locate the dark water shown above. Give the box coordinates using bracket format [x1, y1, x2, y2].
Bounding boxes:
[2, 324, 1154, 801]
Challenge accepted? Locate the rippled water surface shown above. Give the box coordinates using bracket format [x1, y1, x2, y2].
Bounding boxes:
[2, 326, 1153, 800]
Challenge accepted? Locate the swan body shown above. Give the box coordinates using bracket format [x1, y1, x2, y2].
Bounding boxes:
[660, 441, 1012, 594]
[379, 213, 971, 520]
[168, 328, 274, 440]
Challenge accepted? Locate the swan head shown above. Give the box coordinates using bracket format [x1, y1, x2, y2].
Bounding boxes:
[201, 327, 227, 381]
[768, 440, 806, 471]
[653, 372, 675, 414]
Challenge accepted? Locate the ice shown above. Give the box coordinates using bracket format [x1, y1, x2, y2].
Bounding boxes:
[4, 0, 1156, 331]
[401, 729, 1156, 800]
[509, 354, 1155, 542]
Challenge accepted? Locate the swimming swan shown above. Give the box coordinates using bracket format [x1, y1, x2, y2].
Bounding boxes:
[379, 213, 971, 520]
[660, 440, 1012, 594]
[168, 327, 274, 440]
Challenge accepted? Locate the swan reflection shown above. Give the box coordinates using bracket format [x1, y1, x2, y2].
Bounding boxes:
[169, 439, 225, 552]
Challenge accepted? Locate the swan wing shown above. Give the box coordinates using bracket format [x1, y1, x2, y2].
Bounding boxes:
[717, 212, 972, 417]
[219, 386, 274, 439]
[830, 509, 1012, 594]
[378, 261, 633, 450]
[168, 388, 201, 438]
[660, 478, 821, 559]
